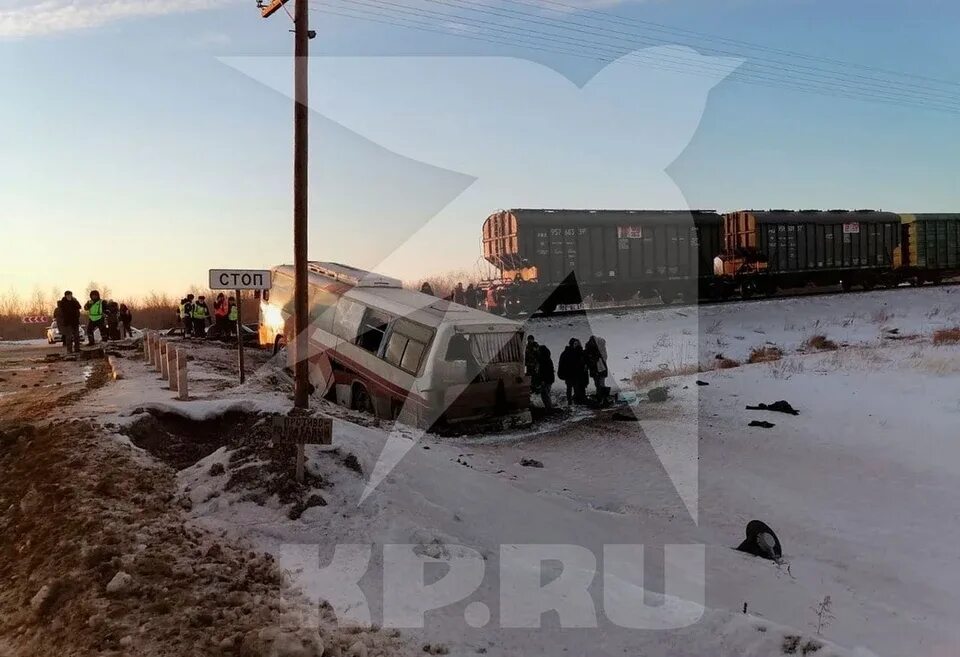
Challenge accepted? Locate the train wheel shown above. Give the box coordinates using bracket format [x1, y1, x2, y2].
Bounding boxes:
[739, 281, 755, 300]
[862, 278, 877, 292]
[352, 383, 374, 414]
[841, 279, 853, 292]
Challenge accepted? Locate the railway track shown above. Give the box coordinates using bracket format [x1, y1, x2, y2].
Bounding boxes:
[523, 278, 960, 321]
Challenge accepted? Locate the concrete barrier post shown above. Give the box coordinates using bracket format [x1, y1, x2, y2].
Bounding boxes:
[145, 332, 154, 365]
[176, 348, 188, 401]
[167, 346, 178, 391]
[143, 332, 151, 361]
[159, 340, 169, 379]
[154, 339, 163, 374]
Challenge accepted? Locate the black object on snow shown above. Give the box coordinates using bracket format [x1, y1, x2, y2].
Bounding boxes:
[745, 400, 799, 415]
[749, 420, 775, 428]
[736, 520, 782, 561]
[520, 458, 544, 468]
[612, 411, 640, 422]
[696, 380, 709, 386]
[647, 387, 669, 403]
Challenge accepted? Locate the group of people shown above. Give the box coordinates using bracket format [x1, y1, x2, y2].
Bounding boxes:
[55, 289, 133, 353]
[177, 293, 239, 340]
[524, 334, 609, 410]
[420, 281, 486, 309]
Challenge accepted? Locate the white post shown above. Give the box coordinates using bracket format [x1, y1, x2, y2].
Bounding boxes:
[154, 338, 163, 373]
[143, 331, 151, 361]
[176, 348, 188, 401]
[167, 346, 178, 391]
[159, 340, 168, 379]
[146, 332, 155, 366]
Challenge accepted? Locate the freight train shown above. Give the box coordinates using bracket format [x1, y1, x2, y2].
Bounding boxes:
[481, 209, 960, 315]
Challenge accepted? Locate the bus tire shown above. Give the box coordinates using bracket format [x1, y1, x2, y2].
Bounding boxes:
[273, 335, 286, 356]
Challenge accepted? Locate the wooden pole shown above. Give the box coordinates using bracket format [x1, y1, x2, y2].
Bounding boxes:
[143, 331, 151, 361]
[176, 348, 188, 401]
[260, 0, 309, 410]
[292, 0, 310, 410]
[236, 289, 246, 385]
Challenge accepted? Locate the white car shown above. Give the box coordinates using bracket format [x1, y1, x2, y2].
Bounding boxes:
[47, 321, 86, 345]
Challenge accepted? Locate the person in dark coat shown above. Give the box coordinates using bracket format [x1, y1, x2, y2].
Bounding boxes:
[536, 344, 555, 410]
[56, 290, 82, 353]
[118, 304, 133, 338]
[524, 335, 540, 392]
[420, 281, 434, 296]
[103, 300, 120, 341]
[557, 338, 588, 404]
[736, 520, 782, 561]
[452, 282, 466, 305]
[465, 283, 477, 308]
[584, 335, 609, 402]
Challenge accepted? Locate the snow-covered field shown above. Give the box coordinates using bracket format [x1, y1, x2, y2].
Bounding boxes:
[76, 286, 960, 657]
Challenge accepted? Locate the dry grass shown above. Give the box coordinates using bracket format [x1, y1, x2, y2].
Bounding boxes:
[715, 357, 742, 369]
[748, 345, 784, 364]
[933, 327, 960, 345]
[631, 364, 699, 387]
[806, 335, 838, 351]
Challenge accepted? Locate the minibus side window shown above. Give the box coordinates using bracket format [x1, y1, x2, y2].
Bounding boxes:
[383, 319, 432, 375]
[357, 308, 392, 354]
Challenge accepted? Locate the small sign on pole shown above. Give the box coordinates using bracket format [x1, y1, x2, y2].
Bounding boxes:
[209, 270, 273, 385]
[208, 269, 272, 291]
[271, 416, 333, 483]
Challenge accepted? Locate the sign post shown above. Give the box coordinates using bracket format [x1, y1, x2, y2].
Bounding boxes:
[272, 416, 333, 483]
[209, 269, 271, 385]
[236, 290, 245, 384]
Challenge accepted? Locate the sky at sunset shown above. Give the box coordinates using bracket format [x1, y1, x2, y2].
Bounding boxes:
[2, 0, 959, 300]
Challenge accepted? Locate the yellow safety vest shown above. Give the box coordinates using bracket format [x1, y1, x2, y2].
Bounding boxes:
[228, 306, 238, 321]
[88, 300, 103, 322]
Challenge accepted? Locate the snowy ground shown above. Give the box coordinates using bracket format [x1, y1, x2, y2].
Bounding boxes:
[56, 286, 960, 657]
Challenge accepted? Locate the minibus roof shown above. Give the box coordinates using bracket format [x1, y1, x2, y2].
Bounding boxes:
[272, 265, 523, 331]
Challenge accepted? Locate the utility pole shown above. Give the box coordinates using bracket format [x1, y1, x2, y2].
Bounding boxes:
[260, 0, 312, 409]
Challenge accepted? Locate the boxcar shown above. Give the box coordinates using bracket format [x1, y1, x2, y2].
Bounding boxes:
[482, 209, 723, 312]
[897, 214, 960, 284]
[718, 210, 903, 293]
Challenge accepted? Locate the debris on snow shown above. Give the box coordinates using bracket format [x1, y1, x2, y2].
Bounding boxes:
[746, 400, 800, 416]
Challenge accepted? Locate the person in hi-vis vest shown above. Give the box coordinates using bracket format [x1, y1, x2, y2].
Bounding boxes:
[83, 290, 106, 346]
[191, 295, 211, 339]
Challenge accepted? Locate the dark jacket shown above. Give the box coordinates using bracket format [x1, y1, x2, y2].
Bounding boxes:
[104, 301, 120, 325]
[57, 297, 82, 327]
[584, 337, 608, 378]
[119, 307, 132, 325]
[557, 345, 587, 384]
[537, 346, 555, 386]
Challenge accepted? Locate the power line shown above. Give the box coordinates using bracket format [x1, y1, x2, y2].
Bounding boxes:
[308, 0, 960, 113]
[424, 0, 960, 104]
[315, 0, 960, 109]
[509, 0, 960, 90]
